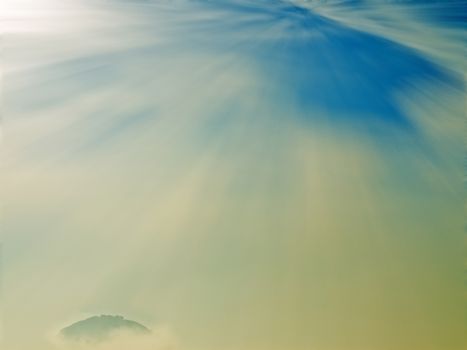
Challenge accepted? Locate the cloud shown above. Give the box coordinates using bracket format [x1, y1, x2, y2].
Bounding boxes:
[52, 325, 178, 350]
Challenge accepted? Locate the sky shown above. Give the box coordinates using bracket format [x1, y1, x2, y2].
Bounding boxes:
[1, 1, 466, 350]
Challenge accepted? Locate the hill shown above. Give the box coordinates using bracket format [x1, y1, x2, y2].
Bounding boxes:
[60, 315, 150, 343]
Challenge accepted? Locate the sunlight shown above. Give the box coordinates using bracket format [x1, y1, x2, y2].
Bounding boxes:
[1, 0, 80, 34]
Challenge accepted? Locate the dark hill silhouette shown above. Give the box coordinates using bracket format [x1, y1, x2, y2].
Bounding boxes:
[60, 315, 150, 343]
